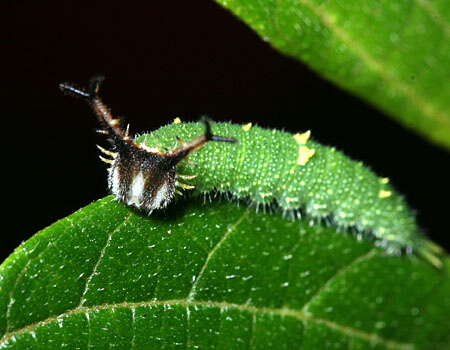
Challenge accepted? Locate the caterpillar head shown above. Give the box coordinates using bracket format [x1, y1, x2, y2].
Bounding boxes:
[106, 146, 175, 212]
[60, 76, 236, 214]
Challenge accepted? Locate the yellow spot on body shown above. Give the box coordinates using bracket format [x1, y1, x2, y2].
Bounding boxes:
[242, 122, 252, 131]
[173, 117, 182, 124]
[379, 190, 392, 198]
[297, 146, 315, 165]
[379, 177, 389, 184]
[294, 130, 311, 145]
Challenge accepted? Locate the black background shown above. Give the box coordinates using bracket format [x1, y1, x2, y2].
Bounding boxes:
[1, 1, 449, 262]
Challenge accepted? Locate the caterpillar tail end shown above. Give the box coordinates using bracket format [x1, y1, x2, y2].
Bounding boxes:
[416, 240, 445, 269]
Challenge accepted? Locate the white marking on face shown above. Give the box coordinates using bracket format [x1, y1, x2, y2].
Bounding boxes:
[151, 181, 171, 209]
[111, 165, 120, 197]
[127, 171, 145, 207]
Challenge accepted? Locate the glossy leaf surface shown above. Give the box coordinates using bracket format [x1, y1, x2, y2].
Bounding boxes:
[215, 0, 450, 150]
[0, 196, 449, 349]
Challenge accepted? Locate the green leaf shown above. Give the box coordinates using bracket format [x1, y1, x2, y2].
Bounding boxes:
[214, 0, 450, 150]
[1, 196, 449, 349]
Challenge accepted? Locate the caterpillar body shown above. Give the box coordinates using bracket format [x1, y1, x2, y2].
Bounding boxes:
[60, 77, 443, 268]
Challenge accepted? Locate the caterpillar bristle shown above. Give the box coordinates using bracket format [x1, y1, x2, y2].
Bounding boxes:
[176, 136, 187, 146]
[99, 156, 114, 164]
[415, 239, 444, 269]
[97, 145, 118, 158]
[416, 244, 443, 269]
[59, 82, 90, 99]
[423, 239, 445, 255]
[176, 174, 197, 180]
[175, 181, 195, 190]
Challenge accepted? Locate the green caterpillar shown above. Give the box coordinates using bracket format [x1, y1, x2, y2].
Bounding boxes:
[60, 77, 443, 268]
[141, 120, 442, 267]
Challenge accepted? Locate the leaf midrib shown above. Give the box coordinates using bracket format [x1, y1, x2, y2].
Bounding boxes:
[0, 298, 414, 350]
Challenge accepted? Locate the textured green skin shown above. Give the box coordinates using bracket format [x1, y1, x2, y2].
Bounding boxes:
[137, 121, 424, 254]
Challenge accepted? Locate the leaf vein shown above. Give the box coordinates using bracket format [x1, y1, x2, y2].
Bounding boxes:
[77, 212, 133, 308]
[186, 211, 249, 301]
[0, 299, 413, 350]
[130, 306, 136, 349]
[248, 312, 256, 349]
[301, 249, 378, 313]
[4, 201, 109, 333]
